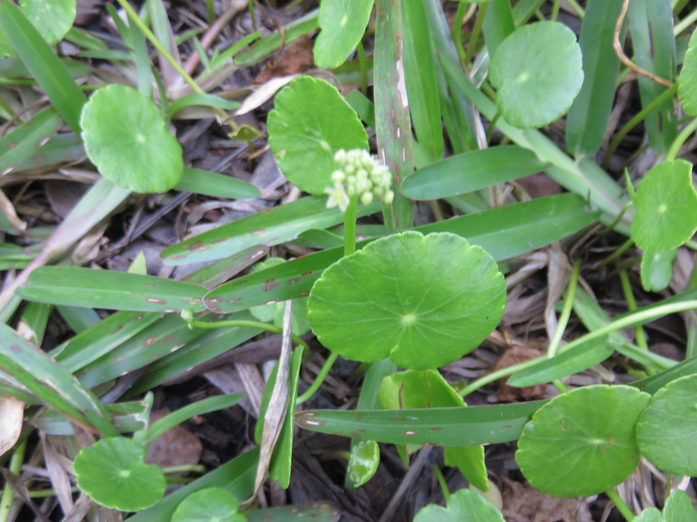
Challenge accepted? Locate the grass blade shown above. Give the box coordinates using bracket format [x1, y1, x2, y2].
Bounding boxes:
[402, 0, 443, 162]
[375, 0, 415, 231]
[161, 196, 380, 265]
[566, 0, 626, 158]
[0, 1, 87, 134]
[144, 394, 245, 442]
[482, 0, 515, 59]
[295, 401, 545, 446]
[0, 107, 61, 174]
[77, 313, 204, 388]
[128, 312, 259, 394]
[0, 322, 105, 427]
[203, 194, 600, 313]
[17, 267, 207, 312]
[628, 0, 678, 157]
[167, 94, 240, 116]
[508, 338, 612, 387]
[400, 146, 549, 199]
[175, 168, 261, 199]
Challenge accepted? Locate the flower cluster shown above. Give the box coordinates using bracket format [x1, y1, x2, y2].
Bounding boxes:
[325, 149, 395, 212]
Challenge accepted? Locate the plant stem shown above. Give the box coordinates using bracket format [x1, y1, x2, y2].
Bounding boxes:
[190, 319, 309, 353]
[666, 118, 697, 161]
[486, 111, 501, 145]
[459, 299, 697, 397]
[207, 0, 216, 25]
[618, 270, 655, 375]
[432, 464, 450, 502]
[453, 1, 469, 65]
[599, 238, 634, 267]
[603, 83, 679, 167]
[666, 473, 673, 499]
[548, 260, 581, 359]
[674, 6, 697, 35]
[296, 352, 339, 404]
[606, 488, 635, 521]
[115, 0, 206, 95]
[565, 0, 586, 19]
[344, 196, 359, 256]
[0, 441, 26, 522]
[464, 2, 488, 68]
[551, 0, 562, 21]
[161, 464, 206, 474]
[357, 42, 368, 96]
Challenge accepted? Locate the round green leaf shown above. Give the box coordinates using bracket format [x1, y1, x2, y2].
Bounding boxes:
[516, 385, 650, 498]
[267, 77, 369, 195]
[636, 374, 697, 476]
[73, 437, 166, 512]
[347, 440, 379, 488]
[314, 0, 374, 69]
[489, 21, 583, 129]
[664, 490, 697, 522]
[414, 488, 505, 522]
[80, 84, 184, 194]
[635, 508, 665, 522]
[20, 0, 76, 44]
[679, 30, 697, 117]
[308, 231, 506, 370]
[172, 487, 245, 522]
[631, 160, 697, 252]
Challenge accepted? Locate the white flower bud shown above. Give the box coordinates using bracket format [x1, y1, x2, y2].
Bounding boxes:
[383, 190, 395, 204]
[332, 170, 346, 183]
[361, 191, 374, 205]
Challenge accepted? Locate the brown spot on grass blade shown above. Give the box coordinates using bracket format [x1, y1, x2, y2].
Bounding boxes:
[145, 297, 167, 304]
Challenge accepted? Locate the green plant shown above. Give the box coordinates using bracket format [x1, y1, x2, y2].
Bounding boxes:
[3, 0, 697, 520]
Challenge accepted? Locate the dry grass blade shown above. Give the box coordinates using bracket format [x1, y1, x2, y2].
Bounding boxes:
[41, 434, 74, 515]
[0, 396, 23, 458]
[60, 493, 94, 522]
[242, 300, 293, 509]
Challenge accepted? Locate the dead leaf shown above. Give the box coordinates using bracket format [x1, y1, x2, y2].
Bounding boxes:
[42, 434, 74, 515]
[493, 346, 546, 402]
[145, 408, 202, 469]
[515, 173, 561, 199]
[254, 35, 315, 84]
[235, 75, 299, 116]
[502, 479, 592, 522]
[242, 301, 293, 509]
[0, 395, 24, 457]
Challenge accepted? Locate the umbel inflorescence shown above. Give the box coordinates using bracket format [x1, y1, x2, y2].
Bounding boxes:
[325, 149, 395, 212]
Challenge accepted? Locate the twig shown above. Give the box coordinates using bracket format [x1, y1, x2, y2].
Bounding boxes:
[613, 0, 674, 89]
[183, 0, 248, 75]
[378, 446, 433, 522]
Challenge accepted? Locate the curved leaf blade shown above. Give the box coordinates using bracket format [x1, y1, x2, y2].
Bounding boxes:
[17, 267, 207, 312]
[295, 402, 545, 446]
[400, 146, 549, 199]
[162, 196, 380, 266]
[175, 168, 261, 199]
[203, 194, 600, 313]
[0, 1, 86, 134]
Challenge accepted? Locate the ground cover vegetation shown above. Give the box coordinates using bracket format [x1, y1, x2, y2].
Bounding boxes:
[0, 0, 697, 520]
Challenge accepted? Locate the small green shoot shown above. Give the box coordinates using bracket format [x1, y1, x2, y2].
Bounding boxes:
[346, 441, 379, 488]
